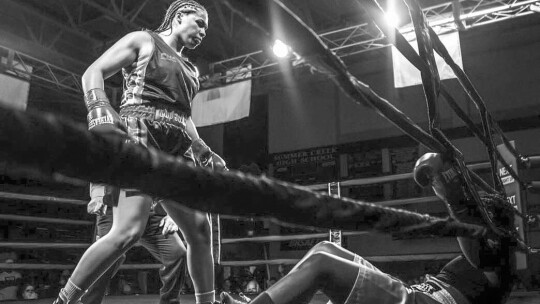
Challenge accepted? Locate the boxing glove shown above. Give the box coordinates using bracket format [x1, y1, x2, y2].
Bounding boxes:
[414, 153, 502, 269]
[413, 152, 445, 188]
[413, 153, 478, 220]
[85, 88, 127, 137]
[191, 138, 229, 171]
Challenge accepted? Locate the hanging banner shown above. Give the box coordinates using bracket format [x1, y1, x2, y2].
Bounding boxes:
[0, 58, 32, 110]
[392, 29, 462, 88]
[192, 64, 252, 127]
[192, 80, 251, 127]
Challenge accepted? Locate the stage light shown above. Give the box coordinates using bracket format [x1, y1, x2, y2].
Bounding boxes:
[530, 3, 540, 13]
[273, 39, 291, 58]
[385, 11, 400, 27]
[385, 0, 400, 28]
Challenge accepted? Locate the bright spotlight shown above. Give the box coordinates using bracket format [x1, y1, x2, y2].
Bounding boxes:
[273, 39, 291, 58]
[385, 11, 400, 27]
[385, 0, 400, 28]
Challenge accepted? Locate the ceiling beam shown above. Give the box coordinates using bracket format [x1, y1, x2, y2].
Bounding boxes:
[0, 44, 120, 103]
[4, 0, 101, 47]
[200, 0, 540, 88]
[78, 0, 146, 31]
[0, 29, 88, 73]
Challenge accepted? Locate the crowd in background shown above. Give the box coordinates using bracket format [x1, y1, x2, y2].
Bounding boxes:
[0, 254, 41, 301]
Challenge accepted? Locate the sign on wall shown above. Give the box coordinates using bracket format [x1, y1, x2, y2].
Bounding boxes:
[346, 149, 382, 178]
[391, 146, 420, 199]
[271, 146, 337, 184]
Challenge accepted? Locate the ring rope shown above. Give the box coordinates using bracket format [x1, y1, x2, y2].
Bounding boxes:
[0, 242, 89, 249]
[221, 252, 463, 267]
[398, 0, 526, 243]
[0, 105, 488, 240]
[413, 2, 522, 190]
[260, 1, 534, 250]
[0, 263, 161, 270]
[0, 214, 93, 225]
[363, 1, 522, 190]
[398, 0, 509, 239]
[221, 231, 369, 244]
[0, 191, 87, 205]
[308, 162, 492, 190]
[259, 1, 447, 152]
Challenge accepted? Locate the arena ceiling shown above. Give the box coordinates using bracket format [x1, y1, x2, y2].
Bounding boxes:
[0, 0, 538, 96]
[2, 0, 375, 72]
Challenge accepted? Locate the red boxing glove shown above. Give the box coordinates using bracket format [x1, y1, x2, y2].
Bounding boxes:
[85, 88, 127, 137]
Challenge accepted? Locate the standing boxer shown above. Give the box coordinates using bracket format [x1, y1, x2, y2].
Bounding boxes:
[53, 1, 225, 304]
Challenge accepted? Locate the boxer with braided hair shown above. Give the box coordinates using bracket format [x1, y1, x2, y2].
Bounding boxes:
[53, 1, 225, 304]
[155, 0, 207, 33]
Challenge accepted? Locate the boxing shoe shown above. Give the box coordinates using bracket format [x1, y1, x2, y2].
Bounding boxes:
[52, 293, 82, 304]
[220, 292, 251, 304]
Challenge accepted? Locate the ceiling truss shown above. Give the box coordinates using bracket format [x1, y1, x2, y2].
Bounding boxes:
[0, 45, 119, 101]
[203, 0, 540, 87]
[1, 0, 539, 94]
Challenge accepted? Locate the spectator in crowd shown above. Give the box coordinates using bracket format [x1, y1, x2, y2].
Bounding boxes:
[221, 279, 231, 293]
[244, 276, 260, 294]
[59, 270, 71, 288]
[0, 259, 22, 301]
[21, 283, 38, 300]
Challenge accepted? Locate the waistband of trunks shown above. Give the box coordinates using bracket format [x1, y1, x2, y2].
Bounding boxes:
[119, 105, 188, 129]
[425, 276, 471, 304]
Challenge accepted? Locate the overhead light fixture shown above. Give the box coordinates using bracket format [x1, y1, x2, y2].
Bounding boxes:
[272, 39, 291, 58]
[385, 0, 400, 28]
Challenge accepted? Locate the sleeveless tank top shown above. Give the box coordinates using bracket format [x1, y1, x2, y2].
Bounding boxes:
[120, 31, 200, 116]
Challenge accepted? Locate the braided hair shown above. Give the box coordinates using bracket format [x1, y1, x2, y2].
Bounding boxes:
[155, 0, 206, 33]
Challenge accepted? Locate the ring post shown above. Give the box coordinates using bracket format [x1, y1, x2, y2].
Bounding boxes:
[328, 182, 342, 246]
[497, 141, 527, 270]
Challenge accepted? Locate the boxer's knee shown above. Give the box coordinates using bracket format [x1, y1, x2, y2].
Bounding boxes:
[183, 219, 211, 247]
[312, 241, 340, 255]
[106, 227, 144, 250]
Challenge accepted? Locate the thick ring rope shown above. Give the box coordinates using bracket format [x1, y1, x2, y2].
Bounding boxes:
[361, 1, 520, 193]
[398, 0, 513, 241]
[253, 0, 531, 245]
[0, 105, 487, 239]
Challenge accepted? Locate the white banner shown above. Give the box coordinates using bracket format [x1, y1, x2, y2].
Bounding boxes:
[192, 80, 251, 127]
[392, 30, 462, 88]
[0, 59, 31, 110]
